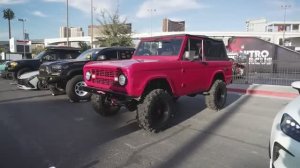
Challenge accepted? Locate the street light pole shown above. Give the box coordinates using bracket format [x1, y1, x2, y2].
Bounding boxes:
[91, 0, 94, 48]
[67, 0, 69, 46]
[18, 18, 26, 59]
[281, 4, 291, 46]
[147, 9, 156, 37]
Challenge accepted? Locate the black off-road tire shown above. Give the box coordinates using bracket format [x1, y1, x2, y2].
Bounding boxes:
[205, 80, 227, 111]
[17, 68, 31, 78]
[49, 84, 65, 96]
[91, 94, 120, 117]
[66, 75, 91, 102]
[13, 68, 30, 80]
[136, 89, 174, 133]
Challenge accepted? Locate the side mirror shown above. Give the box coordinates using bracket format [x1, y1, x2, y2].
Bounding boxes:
[184, 51, 195, 60]
[98, 55, 107, 60]
[86, 54, 92, 60]
[291, 81, 300, 94]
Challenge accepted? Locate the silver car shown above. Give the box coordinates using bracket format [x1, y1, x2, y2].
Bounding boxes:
[269, 81, 300, 168]
[17, 70, 48, 90]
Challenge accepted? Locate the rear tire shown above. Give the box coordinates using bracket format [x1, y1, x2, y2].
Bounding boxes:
[91, 94, 120, 117]
[66, 75, 91, 102]
[205, 80, 227, 111]
[136, 89, 174, 133]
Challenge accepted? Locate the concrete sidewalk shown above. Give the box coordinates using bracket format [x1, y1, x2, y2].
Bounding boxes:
[227, 83, 299, 99]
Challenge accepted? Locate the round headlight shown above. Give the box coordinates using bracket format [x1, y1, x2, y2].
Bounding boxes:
[85, 71, 92, 81]
[118, 74, 127, 86]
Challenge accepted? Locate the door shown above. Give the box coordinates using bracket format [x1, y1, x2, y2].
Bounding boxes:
[180, 37, 209, 95]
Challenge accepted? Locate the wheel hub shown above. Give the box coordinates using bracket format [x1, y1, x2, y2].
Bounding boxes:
[74, 81, 88, 97]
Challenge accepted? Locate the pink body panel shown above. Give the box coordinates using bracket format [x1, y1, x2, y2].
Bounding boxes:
[83, 35, 232, 98]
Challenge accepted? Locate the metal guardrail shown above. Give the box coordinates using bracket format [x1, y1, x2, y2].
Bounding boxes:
[232, 58, 300, 86]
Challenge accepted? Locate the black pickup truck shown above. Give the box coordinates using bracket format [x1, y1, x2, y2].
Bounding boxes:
[39, 47, 135, 102]
[7, 46, 81, 79]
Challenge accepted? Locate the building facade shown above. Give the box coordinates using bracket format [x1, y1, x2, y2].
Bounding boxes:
[59, 26, 84, 38]
[88, 23, 132, 37]
[246, 18, 300, 33]
[246, 18, 267, 32]
[162, 18, 185, 32]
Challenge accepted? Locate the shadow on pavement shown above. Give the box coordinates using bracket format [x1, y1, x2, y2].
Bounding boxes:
[0, 98, 140, 168]
[0, 94, 51, 104]
[167, 93, 242, 130]
[154, 87, 257, 168]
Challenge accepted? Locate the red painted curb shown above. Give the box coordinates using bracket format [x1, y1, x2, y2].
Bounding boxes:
[228, 88, 298, 99]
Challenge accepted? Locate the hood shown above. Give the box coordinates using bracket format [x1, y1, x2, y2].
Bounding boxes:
[19, 70, 39, 79]
[85, 59, 159, 69]
[13, 59, 39, 63]
[41, 59, 84, 66]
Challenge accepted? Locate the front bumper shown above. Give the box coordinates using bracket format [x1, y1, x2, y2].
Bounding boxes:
[38, 75, 63, 84]
[82, 86, 130, 98]
[270, 121, 300, 168]
[17, 78, 37, 90]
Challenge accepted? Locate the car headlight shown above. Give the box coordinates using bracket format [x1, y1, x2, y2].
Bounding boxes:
[280, 113, 300, 142]
[118, 74, 127, 86]
[85, 71, 91, 81]
[10, 62, 18, 67]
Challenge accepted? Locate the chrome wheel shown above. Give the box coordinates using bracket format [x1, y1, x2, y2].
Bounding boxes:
[74, 81, 88, 97]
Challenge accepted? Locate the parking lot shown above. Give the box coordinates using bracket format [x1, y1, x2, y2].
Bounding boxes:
[0, 78, 291, 168]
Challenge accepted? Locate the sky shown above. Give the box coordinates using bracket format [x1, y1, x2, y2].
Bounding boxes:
[0, 0, 300, 40]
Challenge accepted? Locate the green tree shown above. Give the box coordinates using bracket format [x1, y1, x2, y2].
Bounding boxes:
[3, 8, 15, 39]
[31, 45, 44, 57]
[78, 42, 91, 52]
[97, 10, 133, 47]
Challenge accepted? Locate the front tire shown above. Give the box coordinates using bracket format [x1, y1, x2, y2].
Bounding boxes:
[205, 80, 227, 111]
[91, 94, 120, 117]
[37, 80, 48, 90]
[136, 89, 174, 133]
[13, 68, 30, 80]
[66, 75, 91, 102]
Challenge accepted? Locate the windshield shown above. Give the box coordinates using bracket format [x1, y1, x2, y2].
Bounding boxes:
[35, 51, 46, 59]
[76, 49, 95, 61]
[135, 38, 183, 56]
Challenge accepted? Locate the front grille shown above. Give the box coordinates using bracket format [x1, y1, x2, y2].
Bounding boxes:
[17, 78, 28, 86]
[91, 69, 117, 86]
[39, 65, 51, 76]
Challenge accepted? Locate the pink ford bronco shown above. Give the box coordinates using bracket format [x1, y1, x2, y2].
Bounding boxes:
[83, 34, 232, 132]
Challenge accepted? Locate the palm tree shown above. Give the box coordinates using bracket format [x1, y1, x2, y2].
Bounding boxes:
[3, 8, 15, 39]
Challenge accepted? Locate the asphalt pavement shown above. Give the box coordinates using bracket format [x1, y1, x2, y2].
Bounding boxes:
[0, 78, 292, 168]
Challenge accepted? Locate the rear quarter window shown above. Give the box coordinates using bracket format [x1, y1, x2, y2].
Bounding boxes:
[204, 40, 228, 61]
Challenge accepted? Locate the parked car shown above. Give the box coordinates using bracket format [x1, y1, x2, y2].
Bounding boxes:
[229, 58, 245, 78]
[17, 70, 48, 90]
[38, 47, 135, 102]
[0, 61, 12, 79]
[269, 81, 300, 168]
[83, 34, 232, 132]
[7, 46, 81, 79]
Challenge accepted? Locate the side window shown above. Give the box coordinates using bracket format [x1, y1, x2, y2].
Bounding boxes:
[204, 40, 227, 61]
[119, 50, 133, 59]
[96, 50, 118, 60]
[183, 38, 203, 60]
[57, 51, 75, 60]
[69, 51, 81, 59]
[42, 52, 57, 61]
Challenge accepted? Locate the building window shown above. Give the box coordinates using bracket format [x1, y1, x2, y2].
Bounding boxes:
[292, 24, 299, 31]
